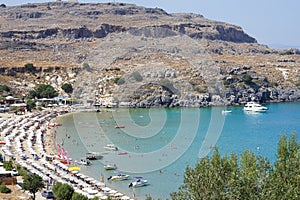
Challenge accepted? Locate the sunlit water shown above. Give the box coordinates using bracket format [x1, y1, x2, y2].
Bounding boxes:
[56, 102, 300, 199]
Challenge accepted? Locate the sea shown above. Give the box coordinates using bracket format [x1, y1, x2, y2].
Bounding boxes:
[56, 102, 300, 199]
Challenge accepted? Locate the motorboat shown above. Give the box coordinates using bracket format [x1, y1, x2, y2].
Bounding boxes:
[221, 110, 232, 114]
[104, 144, 118, 151]
[86, 152, 103, 160]
[75, 159, 91, 166]
[107, 173, 130, 181]
[129, 178, 149, 188]
[243, 102, 268, 112]
[104, 163, 117, 170]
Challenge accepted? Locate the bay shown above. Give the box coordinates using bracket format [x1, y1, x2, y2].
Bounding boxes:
[56, 102, 300, 199]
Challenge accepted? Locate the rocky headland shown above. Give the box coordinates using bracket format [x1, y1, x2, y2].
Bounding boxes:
[0, 1, 299, 107]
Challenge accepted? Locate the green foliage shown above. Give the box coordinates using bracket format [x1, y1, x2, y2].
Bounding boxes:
[16, 164, 28, 177]
[24, 63, 36, 73]
[0, 185, 11, 194]
[172, 133, 299, 200]
[0, 85, 11, 93]
[194, 87, 207, 93]
[82, 63, 91, 71]
[114, 77, 125, 85]
[61, 83, 73, 94]
[26, 99, 36, 112]
[29, 84, 58, 99]
[131, 71, 143, 82]
[71, 192, 89, 200]
[241, 73, 253, 84]
[22, 173, 44, 200]
[279, 49, 294, 55]
[3, 160, 13, 171]
[53, 182, 74, 200]
[263, 133, 300, 199]
[159, 79, 179, 94]
[0, 4, 6, 8]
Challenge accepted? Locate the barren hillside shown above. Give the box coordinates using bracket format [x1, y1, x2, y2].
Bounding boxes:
[0, 2, 299, 107]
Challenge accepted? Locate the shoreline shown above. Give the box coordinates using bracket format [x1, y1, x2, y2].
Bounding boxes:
[1, 108, 134, 200]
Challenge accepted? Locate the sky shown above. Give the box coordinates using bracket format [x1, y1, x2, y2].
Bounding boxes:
[2, 0, 300, 49]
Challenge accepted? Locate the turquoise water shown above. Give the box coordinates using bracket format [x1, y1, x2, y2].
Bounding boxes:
[56, 102, 300, 199]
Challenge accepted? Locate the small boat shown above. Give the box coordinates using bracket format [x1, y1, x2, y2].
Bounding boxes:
[118, 152, 128, 155]
[107, 173, 130, 181]
[243, 102, 268, 112]
[129, 177, 149, 188]
[221, 110, 232, 114]
[104, 144, 118, 151]
[104, 164, 117, 170]
[75, 159, 91, 166]
[115, 125, 125, 129]
[86, 152, 103, 160]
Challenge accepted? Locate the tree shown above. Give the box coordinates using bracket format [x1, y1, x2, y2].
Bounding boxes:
[61, 83, 73, 94]
[22, 173, 44, 200]
[52, 182, 74, 200]
[3, 160, 14, 171]
[242, 73, 253, 84]
[171, 133, 299, 200]
[263, 133, 300, 199]
[26, 99, 36, 111]
[0, 85, 10, 93]
[71, 192, 89, 200]
[35, 84, 58, 98]
[24, 63, 36, 73]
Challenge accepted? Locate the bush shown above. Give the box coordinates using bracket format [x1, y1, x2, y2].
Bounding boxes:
[242, 73, 253, 84]
[3, 160, 13, 171]
[114, 77, 125, 85]
[0, 85, 11, 92]
[131, 71, 143, 82]
[0, 185, 11, 194]
[61, 83, 73, 94]
[82, 63, 91, 71]
[24, 63, 36, 73]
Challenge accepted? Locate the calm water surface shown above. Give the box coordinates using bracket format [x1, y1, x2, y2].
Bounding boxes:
[56, 102, 300, 199]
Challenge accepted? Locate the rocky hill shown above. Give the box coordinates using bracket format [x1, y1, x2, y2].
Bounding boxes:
[0, 1, 299, 107]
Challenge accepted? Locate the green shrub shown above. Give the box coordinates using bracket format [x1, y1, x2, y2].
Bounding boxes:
[114, 77, 125, 85]
[0, 185, 11, 193]
[0, 85, 11, 92]
[131, 71, 143, 82]
[242, 73, 253, 84]
[82, 63, 91, 71]
[24, 63, 36, 73]
[3, 160, 13, 171]
[61, 83, 73, 94]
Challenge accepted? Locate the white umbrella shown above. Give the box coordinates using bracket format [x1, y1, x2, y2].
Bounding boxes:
[121, 196, 130, 200]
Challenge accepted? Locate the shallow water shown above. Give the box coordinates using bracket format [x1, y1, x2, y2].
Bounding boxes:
[56, 102, 300, 199]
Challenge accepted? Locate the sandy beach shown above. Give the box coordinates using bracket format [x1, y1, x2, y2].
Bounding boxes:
[0, 108, 134, 200]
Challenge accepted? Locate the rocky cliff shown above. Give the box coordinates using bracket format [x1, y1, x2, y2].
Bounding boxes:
[0, 2, 299, 107]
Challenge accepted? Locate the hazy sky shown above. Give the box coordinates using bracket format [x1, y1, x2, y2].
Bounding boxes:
[2, 0, 299, 48]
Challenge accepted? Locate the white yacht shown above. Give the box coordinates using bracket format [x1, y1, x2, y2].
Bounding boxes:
[243, 102, 268, 112]
[129, 177, 149, 188]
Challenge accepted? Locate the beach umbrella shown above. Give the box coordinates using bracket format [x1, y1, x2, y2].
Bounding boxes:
[121, 196, 130, 200]
[68, 166, 81, 172]
[113, 192, 123, 197]
[101, 187, 111, 192]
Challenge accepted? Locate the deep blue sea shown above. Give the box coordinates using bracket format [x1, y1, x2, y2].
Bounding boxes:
[56, 102, 300, 199]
